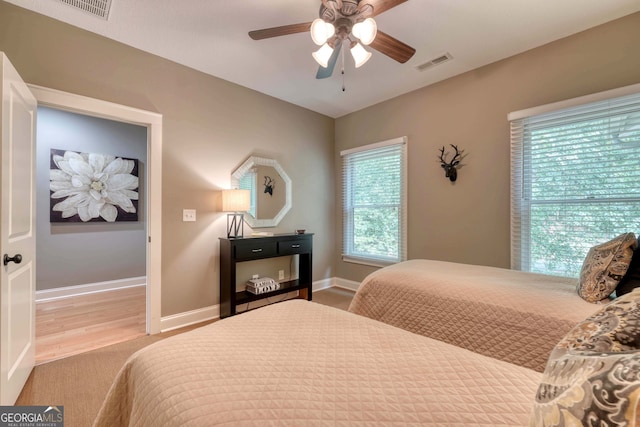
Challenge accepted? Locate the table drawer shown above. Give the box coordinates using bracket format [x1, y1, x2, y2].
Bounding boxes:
[235, 241, 277, 260]
[278, 239, 311, 255]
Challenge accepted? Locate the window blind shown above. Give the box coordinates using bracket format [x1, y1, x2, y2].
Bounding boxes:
[510, 89, 640, 277]
[341, 137, 407, 266]
[238, 170, 257, 218]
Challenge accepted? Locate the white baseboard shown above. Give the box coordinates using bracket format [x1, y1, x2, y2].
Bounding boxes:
[313, 277, 360, 292]
[312, 278, 334, 292]
[160, 305, 219, 333]
[35, 276, 147, 302]
[159, 277, 360, 332]
[331, 277, 361, 292]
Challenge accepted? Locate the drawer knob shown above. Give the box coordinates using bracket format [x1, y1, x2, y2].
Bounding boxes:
[252, 248, 263, 253]
[291, 244, 301, 248]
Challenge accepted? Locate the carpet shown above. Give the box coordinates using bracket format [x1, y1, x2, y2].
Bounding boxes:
[312, 286, 355, 311]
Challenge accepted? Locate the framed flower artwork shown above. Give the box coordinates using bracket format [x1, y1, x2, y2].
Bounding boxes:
[49, 149, 139, 223]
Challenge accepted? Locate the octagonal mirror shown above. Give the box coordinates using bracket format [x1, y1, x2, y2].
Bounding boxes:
[231, 156, 292, 228]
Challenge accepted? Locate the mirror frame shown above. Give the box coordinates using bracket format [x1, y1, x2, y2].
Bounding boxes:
[231, 156, 292, 228]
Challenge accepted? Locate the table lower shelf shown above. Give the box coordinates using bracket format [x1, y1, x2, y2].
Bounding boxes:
[236, 279, 311, 305]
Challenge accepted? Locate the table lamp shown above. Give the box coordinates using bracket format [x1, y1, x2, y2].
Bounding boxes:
[221, 189, 250, 238]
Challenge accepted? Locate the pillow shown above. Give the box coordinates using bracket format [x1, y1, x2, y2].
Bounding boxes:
[617, 248, 640, 297]
[577, 232, 637, 303]
[530, 290, 640, 426]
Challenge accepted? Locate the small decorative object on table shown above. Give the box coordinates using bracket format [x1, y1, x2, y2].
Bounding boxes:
[296, 229, 305, 234]
[246, 277, 280, 295]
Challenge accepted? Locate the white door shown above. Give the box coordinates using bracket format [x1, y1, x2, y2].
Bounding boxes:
[0, 52, 37, 405]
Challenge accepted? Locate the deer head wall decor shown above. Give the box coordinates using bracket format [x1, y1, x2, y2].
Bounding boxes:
[438, 144, 462, 182]
[263, 176, 274, 196]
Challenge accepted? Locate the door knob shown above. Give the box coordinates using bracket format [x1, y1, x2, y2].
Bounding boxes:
[3, 254, 22, 266]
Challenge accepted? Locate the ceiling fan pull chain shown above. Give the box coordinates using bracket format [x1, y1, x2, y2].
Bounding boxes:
[341, 40, 346, 92]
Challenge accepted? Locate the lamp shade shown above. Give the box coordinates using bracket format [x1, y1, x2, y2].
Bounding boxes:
[221, 189, 250, 212]
[312, 43, 334, 68]
[310, 18, 335, 45]
[352, 18, 377, 45]
[350, 42, 372, 68]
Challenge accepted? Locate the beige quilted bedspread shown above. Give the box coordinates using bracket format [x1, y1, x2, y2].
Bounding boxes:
[94, 300, 541, 426]
[348, 260, 602, 372]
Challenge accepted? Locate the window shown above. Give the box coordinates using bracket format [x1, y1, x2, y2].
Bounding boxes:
[341, 137, 407, 266]
[510, 85, 640, 277]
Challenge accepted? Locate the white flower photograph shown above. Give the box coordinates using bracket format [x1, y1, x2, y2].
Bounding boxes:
[49, 149, 139, 222]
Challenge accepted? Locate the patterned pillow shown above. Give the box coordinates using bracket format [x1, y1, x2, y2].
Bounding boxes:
[530, 290, 640, 426]
[577, 232, 637, 303]
[617, 249, 640, 297]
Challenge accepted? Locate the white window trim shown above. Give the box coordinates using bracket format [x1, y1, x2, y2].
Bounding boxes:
[508, 82, 640, 121]
[341, 136, 408, 268]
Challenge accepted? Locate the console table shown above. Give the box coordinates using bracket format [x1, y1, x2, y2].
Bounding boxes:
[219, 233, 313, 318]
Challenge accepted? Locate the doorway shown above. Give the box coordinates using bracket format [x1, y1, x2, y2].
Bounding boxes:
[35, 106, 148, 363]
[27, 85, 163, 344]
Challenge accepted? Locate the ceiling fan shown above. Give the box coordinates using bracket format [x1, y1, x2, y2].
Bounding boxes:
[249, 0, 416, 79]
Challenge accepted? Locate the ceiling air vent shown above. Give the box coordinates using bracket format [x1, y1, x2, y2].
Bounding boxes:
[415, 52, 453, 72]
[56, 0, 112, 19]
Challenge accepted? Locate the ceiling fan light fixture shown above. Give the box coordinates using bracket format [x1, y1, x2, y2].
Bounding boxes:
[310, 18, 335, 45]
[350, 42, 372, 68]
[352, 18, 377, 45]
[249, 0, 415, 79]
[313, 43, 335, 67]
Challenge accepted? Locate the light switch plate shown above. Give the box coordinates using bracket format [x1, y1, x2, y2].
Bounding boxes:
[183, 209, 196, 222]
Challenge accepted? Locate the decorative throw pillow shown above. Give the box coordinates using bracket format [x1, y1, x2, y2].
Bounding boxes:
[577, 232, 637, 303]
[617, 248, 640, 297]
[530, 290, 640, 426]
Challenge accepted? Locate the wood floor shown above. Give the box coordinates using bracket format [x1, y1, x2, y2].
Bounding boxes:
[36, 285, 146, 365]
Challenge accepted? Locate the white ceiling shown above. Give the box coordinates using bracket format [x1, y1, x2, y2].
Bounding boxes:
[6, 0, 640, 118]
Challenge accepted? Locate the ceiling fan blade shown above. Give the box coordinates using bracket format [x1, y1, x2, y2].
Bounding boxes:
[358, 0, 408, 17]
[316, 41, 342, 79]
[249, 22, 312, 40]
[369, 30, 415, 63]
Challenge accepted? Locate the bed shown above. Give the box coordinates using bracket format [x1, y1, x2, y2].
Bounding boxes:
[348, 259, 602, 372]
[93, 300, 541, 426]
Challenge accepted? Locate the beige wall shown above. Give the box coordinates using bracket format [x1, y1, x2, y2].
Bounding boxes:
[335, 12, 640, 282]
[0, 2, 335, 316]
